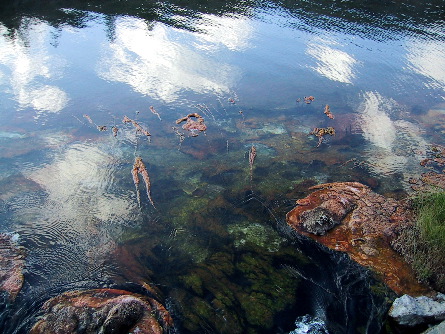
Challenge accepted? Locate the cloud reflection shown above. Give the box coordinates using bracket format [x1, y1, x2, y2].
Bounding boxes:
[195, 14, 253, 51]
[17, 141, 137, 284]
[307, 37, 357, 83]
[359, 91, 397, 150]
[28, 143, 132, 222]
[356, 91, 429, 177]
[97, 15, 248, 102]
[0, 21, 69, 114]
[406, 38, 445, 92]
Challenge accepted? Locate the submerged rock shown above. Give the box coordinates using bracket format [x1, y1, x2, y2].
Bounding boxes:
[286, 182, 430, 295]
[227, 221, 286, 252]
[0, 233, 25, 301]
[389, 293, 445, 327]
[30, 288, 173, 334]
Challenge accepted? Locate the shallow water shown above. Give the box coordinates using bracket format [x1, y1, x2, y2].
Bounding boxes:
[0, 0, 444, 333]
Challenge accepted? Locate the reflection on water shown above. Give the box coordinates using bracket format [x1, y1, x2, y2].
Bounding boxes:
[307, 36, 357, 84]
[0, 20, 69, 116]
[26, 143, 131, 221]
[195, 13, 253, 51]
[356, 91, 431, 178]
[97, 16, 240, 102]
[0, 0, 445, 333]
[359, 91, 397, 150]
[407, 37, 445, 91]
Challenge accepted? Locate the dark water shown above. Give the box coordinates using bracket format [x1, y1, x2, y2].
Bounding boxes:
[0, 0, 444, 333]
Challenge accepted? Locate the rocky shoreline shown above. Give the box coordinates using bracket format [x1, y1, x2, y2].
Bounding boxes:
[286, 181, 429, 296]
[286, 176, 445, 331]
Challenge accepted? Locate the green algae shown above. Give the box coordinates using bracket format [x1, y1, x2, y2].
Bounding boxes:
[176, 250, 300, 332]
[236, 253, 299, 329]
[228, 221, 286, 252]
[238, 291, 275, 327]
[181, 273, 204, 296]
[168, 196, 210, 228]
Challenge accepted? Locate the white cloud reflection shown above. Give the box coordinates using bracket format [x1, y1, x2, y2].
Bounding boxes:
[195, 14, 253, 51]
[27, 143, 132, 222]
[359, 91, 397, 150]
[97, 15, 249, 102]
[406, 39, 445, 92]
[19, 142, 136, 284]
[356, 91, 429, 177]
[307, 37, 357, 83]
[0, 21, 69, 114]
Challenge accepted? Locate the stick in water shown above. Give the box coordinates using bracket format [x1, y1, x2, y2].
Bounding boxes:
[249, 144, 256, 182]
[150, 106, 162, 121]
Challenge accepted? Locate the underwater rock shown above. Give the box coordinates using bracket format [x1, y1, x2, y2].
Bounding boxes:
[0, 233, 25, 301]
[30, 288, 173, 334]
[286, 182, 430, 295]
[227, 222, 286, 252]
[389, 293, 445, 327]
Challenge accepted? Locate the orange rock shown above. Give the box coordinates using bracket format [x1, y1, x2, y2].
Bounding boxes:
[30, 288, 173, 334]
[286, 182, 431, 296]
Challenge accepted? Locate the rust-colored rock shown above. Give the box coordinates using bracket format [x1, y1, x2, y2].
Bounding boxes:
[410, 171, 445, 192]
[286, 182, 431, 296]
[30, 288, 173, 334]
[0, 233, 25, 301]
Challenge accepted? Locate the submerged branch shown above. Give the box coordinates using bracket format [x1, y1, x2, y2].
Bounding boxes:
[132, 157, 156, 208]
[123, 116, 151, 137]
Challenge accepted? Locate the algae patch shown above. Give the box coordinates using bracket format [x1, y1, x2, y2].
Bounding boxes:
[228, 222, 286, 252]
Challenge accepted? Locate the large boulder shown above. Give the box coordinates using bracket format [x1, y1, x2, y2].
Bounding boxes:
[286, 182, 430, 295]
[0, 233, 25, 301]
[389, 293, 445, 327]
[30, 288, 174, 334]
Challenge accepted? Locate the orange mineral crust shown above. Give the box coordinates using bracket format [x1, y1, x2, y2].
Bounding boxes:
[286, 182, 431, 296]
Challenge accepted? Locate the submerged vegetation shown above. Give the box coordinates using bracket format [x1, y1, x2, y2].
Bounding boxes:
[393, 190, 445, 292]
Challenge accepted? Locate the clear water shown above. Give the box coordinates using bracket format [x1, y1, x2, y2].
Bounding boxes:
[0, 0, 444, 333]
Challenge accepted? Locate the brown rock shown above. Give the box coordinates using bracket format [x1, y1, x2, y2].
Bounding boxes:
[0, 233, 25, 301]
[286, 182, 431, 296]
[30, 288, 173, 334]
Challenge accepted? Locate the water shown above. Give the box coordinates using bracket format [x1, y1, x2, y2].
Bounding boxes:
[0, 0, 444, 333]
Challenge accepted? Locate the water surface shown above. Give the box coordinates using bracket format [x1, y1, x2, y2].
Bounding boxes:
[0, 0, 444, 333]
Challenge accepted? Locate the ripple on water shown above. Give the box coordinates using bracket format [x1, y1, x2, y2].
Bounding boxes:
[4, 142, 138, 293]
